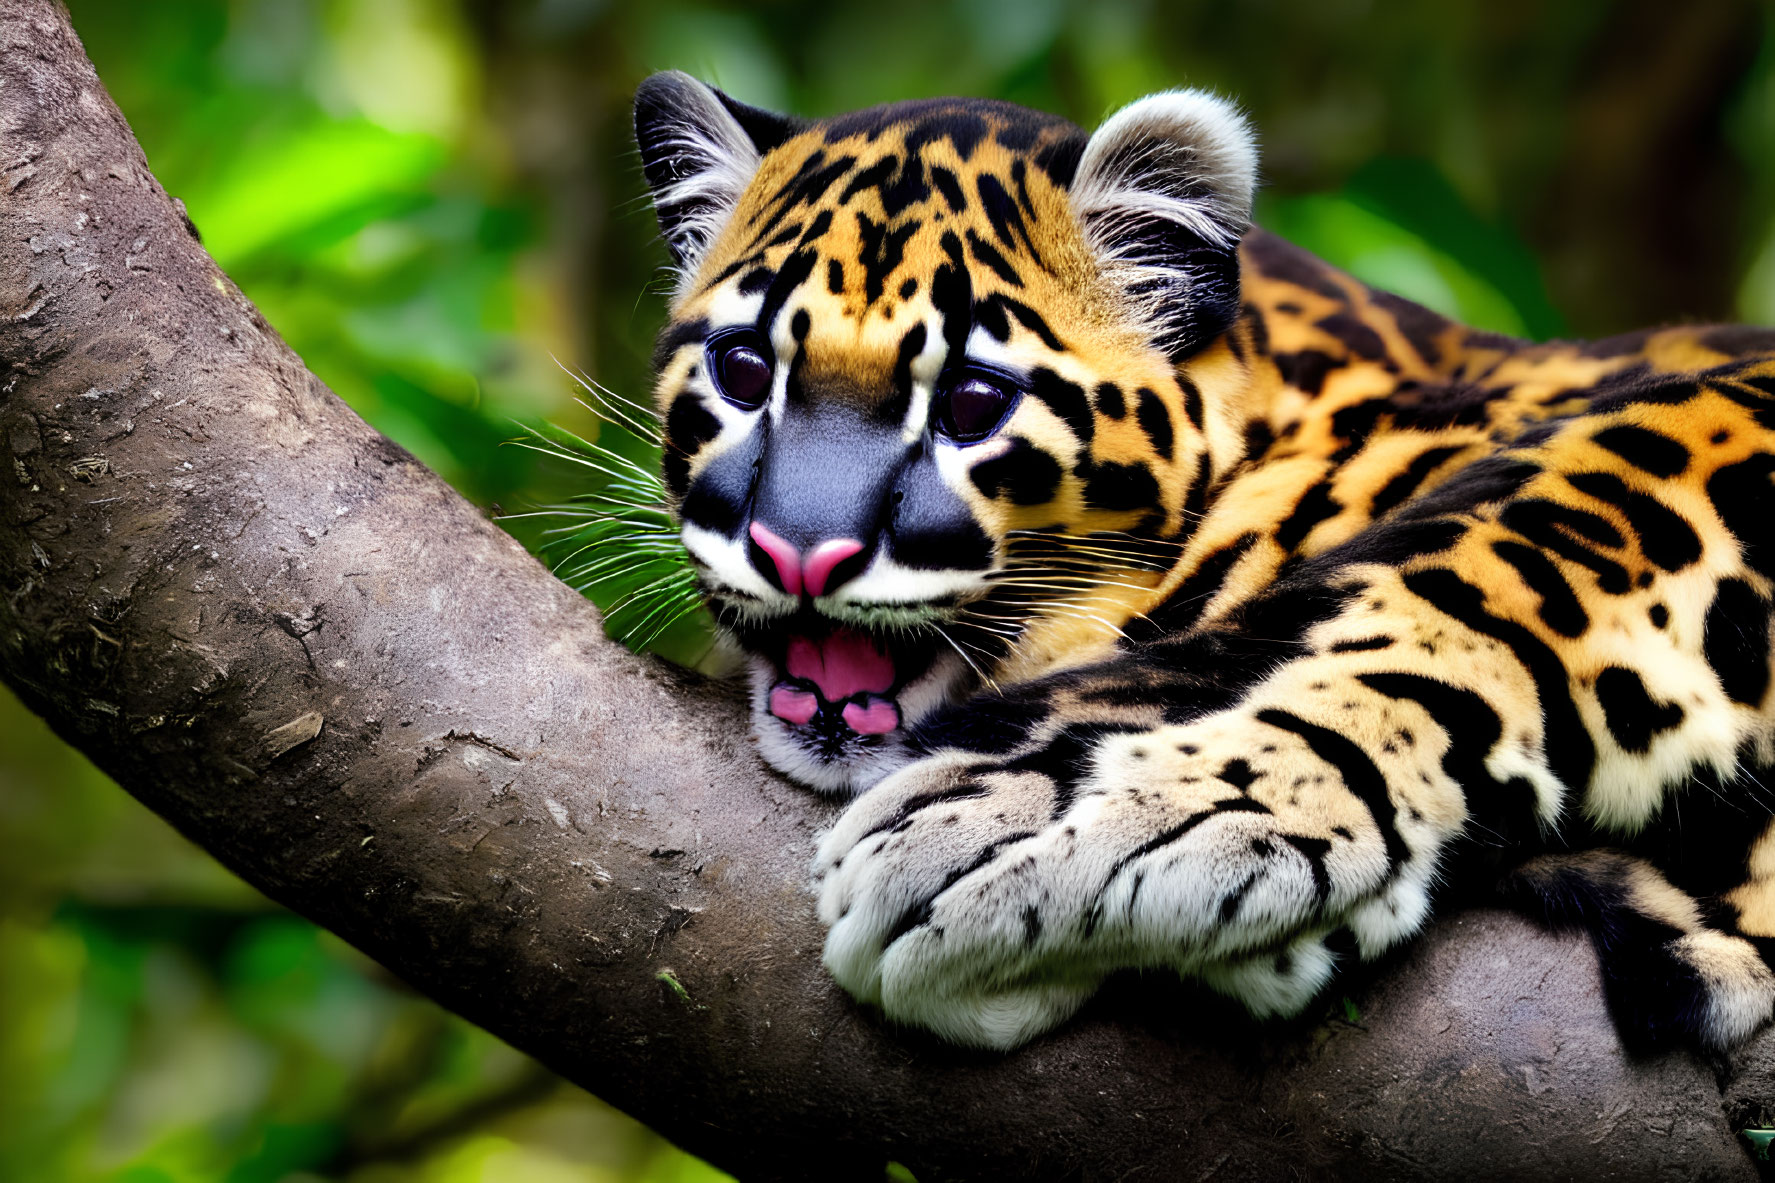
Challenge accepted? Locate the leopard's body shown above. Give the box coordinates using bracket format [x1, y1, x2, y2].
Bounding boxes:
[632, 73, 1775, 1050]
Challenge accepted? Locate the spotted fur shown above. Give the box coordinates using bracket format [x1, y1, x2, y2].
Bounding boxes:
[634, 72, 1775, 1050]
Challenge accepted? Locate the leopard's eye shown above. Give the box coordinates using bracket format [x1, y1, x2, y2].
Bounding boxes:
[708, 333, 772, 410]
[935, 371, 1017, 442]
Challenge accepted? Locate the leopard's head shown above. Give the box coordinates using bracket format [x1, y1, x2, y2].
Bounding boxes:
[634, 74, 1258, 794]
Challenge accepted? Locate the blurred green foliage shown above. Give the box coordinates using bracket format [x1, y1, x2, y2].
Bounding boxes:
[3, 0, 1773, 1179]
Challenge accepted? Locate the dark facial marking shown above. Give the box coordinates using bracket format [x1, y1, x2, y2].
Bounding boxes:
[856, 212, 922, 306]
[976, 173, 1033, 258]
[1095, 382, 1126, 420]
[1179, 377, 1204, 433]
[979, 294, 1065, 352]
[663, 391, 722, 496]
[970, 437, 1063, 505]
[1134, 388, 1174, 460]
[1082, 460, 1161, 512]
[1027, 368, 1094, 445]
[930, 230, 973, 362]
[966, 229, 1023, 287]
[759, 248, 820, 334]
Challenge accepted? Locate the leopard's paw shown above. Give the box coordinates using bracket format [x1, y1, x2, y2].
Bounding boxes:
[811, 731, 1392, 1047]
[815, 754, 1100, 1048]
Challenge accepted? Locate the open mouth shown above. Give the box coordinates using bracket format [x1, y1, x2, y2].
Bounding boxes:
[751, 619, 938, 742]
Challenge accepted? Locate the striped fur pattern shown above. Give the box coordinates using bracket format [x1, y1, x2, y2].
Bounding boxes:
[634, 72, 1775, 1050]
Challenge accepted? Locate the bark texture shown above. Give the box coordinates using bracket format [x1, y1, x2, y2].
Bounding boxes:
[1, 3, 1772, 1178]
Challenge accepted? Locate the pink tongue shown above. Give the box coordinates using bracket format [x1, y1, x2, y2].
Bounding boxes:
[785, 630, 895, 703]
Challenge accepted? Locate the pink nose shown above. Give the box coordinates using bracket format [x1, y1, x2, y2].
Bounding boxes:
[748, 522, 864, 597]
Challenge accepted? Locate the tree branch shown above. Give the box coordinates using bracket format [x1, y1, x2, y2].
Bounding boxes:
[1, 3, 1770, 1178]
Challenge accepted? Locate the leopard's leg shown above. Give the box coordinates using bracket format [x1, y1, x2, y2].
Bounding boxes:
[818, 377, 1775, 1049]
[1506, 849, 1775, 1052]
[817, 561, 1566, 1048]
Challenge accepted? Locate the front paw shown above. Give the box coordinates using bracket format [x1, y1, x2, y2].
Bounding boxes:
[814, 753, 1100, 1049]
[812, 725, 1409, 1048]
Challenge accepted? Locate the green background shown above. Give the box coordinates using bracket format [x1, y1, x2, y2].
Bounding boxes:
[3, 1, 1773, 1179]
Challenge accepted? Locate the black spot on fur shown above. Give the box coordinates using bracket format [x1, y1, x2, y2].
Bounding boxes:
[975, 296, 1010, 343]
[1281, 833, 1334, 907]
[1179, 377, 1204, 432]
[1491, 540, 1589, 637]
[1358, 672, 1543, 848]
[930, 165, 967, 213]
[1404, 569, 1594, 795]
[966, 229, 1023, 287]
[1273, 350, 1341, 396]
[930, 230, 973, 362]
[855, 212, 921, 306]
[1245, 232, 1347, 301]
[1370, 290, 1449, 366]
[1704, 577, 1772, 706]
[759, 248, 819, 337]
[1591, 425, 1689, 478]
[1498, 498, 1630, 595]
[976, 173, 1031, 255]
[1126, 533, 1261, 641]
[1216, 759, 1258, 791]
[1330, 636, 1394, 654]
[1095, 382, 1126, 420]
[1594, 666, 1684, 752]
[1275, 481, 1341, 552]
[982, 294, 1066, 351]
[1708, 453, 1775, 580]
[1565, 471, 1702, 572]
[1135, 388, 1174, 460]
[1315, 312, 1387, 360]
[1370, 446, 1465, 517]
[825, 259, 844, 295]
[662, 392, 722, 496]
[1701, 326, 1775, 355]
[1027, 368, 1094, 445]
[1083, 461, 1160, 512]
[1257, 709, 1410, 868]
[970, 438, 1063, 504]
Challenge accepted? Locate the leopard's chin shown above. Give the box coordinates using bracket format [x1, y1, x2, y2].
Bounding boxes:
[731, 615, 973, 796]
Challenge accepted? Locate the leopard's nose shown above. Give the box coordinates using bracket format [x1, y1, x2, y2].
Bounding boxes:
[747, 522, 865, 597]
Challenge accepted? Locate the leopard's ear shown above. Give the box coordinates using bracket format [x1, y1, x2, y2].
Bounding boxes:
[1070, 90, 1257, 360]
[633, 71, 808, 289]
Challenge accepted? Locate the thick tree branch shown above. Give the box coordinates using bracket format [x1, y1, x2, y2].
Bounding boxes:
[1, 3, 1771, 1179]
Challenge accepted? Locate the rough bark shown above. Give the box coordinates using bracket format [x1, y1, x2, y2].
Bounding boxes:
[1, 3, 1771, 1179]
